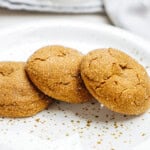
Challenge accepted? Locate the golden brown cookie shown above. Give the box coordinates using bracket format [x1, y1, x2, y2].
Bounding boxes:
[0, 62, 52, 118]
[81, 48, 150, 115]
[26, 45, 92, 103]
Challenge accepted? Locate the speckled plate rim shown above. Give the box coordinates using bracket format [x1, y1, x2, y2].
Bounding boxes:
[0, 20, 150, 150]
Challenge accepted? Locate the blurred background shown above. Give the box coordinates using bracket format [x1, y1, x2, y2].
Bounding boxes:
[0, 0, 149, 40]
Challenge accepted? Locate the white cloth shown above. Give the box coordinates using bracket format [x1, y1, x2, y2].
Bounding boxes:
[0, 0, 149, 39]
[104, 0, 150, 40]
[0, 0, 103, 13]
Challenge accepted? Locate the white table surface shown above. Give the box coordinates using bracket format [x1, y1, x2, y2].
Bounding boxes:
[0, 8, 111, 28]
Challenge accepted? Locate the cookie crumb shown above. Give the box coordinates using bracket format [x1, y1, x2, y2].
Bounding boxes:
[65, 133, 69, 136]
[97, 141, 101, 144]
[86, 120, 92, 127]
[114, 122, 118, 128]
[76, 120, 80, 123]
[141, 133, 146, 136]
[95, 115, 99, 118]
[75, 113, 78, 116]
[35, 118, 40, 122]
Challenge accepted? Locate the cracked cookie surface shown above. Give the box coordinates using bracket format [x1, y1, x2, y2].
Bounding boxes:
[0, 62, 52, 118]
[81, 48, 150, 115]
[26, 45, 92, 103]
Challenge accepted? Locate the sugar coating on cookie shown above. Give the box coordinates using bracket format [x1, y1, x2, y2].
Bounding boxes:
[81, 48, 150, 115]
[26, 45, 92, 103]
[0, 62, 52, 118]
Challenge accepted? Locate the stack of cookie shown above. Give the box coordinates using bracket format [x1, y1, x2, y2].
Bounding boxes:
[0, 45, 149, 118]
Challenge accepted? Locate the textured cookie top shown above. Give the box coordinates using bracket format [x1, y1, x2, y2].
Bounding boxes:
[0, 62, 49, 105]
[26, 45, 92, 103]
[81, 48, 150, 115]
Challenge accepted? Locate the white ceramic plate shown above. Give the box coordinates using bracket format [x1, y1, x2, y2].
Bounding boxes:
[0, 21, 149, 150]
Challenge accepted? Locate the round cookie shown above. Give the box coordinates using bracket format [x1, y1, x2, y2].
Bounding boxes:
[0, 62, 52, 118]
[81, 48, 150, 115]
[26, 45, 92, 103]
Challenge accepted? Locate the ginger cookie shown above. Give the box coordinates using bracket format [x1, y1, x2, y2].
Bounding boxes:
[0, 62, 52, 118]
[26, 45, 92, 103]
[81, 48, 150, 115]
